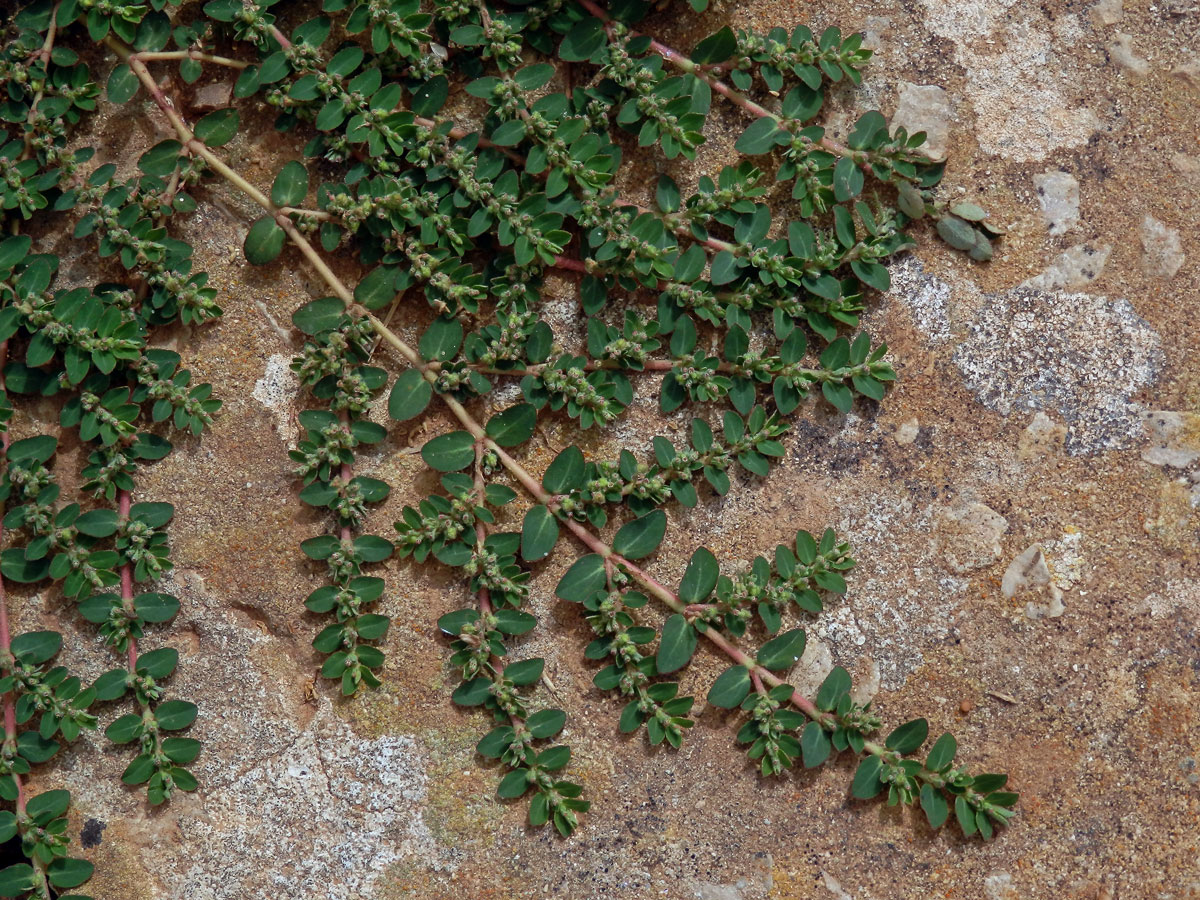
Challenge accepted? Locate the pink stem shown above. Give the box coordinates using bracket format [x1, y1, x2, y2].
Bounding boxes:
[0, 341, 25, 812]
[118, 489, 138, 671]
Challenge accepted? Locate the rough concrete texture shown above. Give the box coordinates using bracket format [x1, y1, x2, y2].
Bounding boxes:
[10, 0, 1200, 897]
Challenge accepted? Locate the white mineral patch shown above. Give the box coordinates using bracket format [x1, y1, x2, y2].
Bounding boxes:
[170, 706, 449, 900]
[1141, 411, 1200, 468]
[252, 353, 300, 443]
[1091, 0, 1124, 24]
[1140, 580, 1200, 617]
[1139, 215, 1185, 279]
[952, 287, 1163, 454]
[789, 635, 834, 697]
[887, 256, 953, 343]
[891, 83, 953, 161]
[935, 501, 1008, 574]
[1107, 33, 1150, 75]
[919, 3, 1099, 160]
[1033, 171, 1081, 236]
[1002, 544, 1065, 619]
[1022, 244, 1111, 291]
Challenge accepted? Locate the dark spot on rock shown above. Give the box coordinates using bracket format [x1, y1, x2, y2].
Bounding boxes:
[81, 818, 106, 849]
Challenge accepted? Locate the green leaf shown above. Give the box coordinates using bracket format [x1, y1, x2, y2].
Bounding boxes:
[10, 631, 60, 665]
[0, 549, 48, 584]
[955, 794, 977, 836]
[355, 265, 397, 310]
[421, 431, 475, 472]
[526, 709, 566, 739]
[25, 789, 69, 822]
[388, 369, 432, 421]
[133, 592, 180, 623]
[486, 403, 537, 448]
[920, 783, 949, 829]
[555, 554, 607, 602]
[136, 647, 178, 679]
[411, 75, 448, 117]
[451, 677, 491, 706]
[155, 700, 198, 730]
[815, 666, 851, 710]
[244, 217, 286, 265]
[612, 510, 667, 560]
[0, 864, 34, 898]
[691, 26, 736, 64]
[707, 665, 750, 709]
[505, 657, 544, 686]
[925, 732, 957, 771]
[678, 547, 718, 603]
[271, 160, 309, 207]
[418, 316, 463, 362]
[193, 108, 240, 147]
[131, 502, 174, 528]
[850, 754, 884, 799]
[833, 156, 864, 201]
[521, 505, 558, 562]
[75, 508, 118, 537]
[800, 721, 831, 768]
[291, 296, 344, 335]
[656, 614, 697, 674]
[0, 235, 32, 272]
[497, 768, 530, 799]
[755, 627, 805, 671]
[542, 446, 585, 493]
[107, 64, 139, 102]
[884, 718, 929, 755]
[735, 117, 781, 155]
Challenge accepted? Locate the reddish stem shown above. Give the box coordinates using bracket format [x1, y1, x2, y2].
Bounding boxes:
[0, 340, 25, 812]
[118, 489, 138, 671]
[552, 255, 589, 273]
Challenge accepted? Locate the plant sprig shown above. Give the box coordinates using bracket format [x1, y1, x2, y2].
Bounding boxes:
[0, 0, 1014, 862]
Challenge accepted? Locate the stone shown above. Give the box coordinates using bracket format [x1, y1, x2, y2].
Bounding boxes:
[1022, 243, 1111, 290]
[1018, 411, 1068, 458]
[1170, 152, 1200, 183]
[1090, 0, 1124, 25]
[891, 83, 953, 161]
[850, 659, 881, 705]
[952, 287, 1163, 454]
[1139, 215, 1185, 278]
[789, 636, 834, 697]
[985, 872, 1020, 900]
[192, 81, 233, 110]
[1140, 580, 1200, 618]
[1033, 171, 1080, 235]
[894, 418, 920, 444]
[1141, 411, 1200, 468]
[1002, 544, 1066, 618]
[935, 501, 1008, 574]
[1106, 33, 1150, 75]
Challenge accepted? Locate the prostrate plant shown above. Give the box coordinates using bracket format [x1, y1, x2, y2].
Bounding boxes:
[0, 3, 222, 895]
[5, 0, 1016, 859]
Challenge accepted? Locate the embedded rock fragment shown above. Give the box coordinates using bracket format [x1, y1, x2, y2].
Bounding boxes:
[891, 83, 952, 161]
[1033, 171, 1080, 235]
[936, 501, 1008, 574]
[1002, 544, 1065, 619]
[1139, 215, 1185, 278]
[1022, 243, 1111, 290]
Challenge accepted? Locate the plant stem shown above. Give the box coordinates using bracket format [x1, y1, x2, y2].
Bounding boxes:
[129, 49, 249, 68]
[0, 340, 24, 815]
[118, 489, 138, 671]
